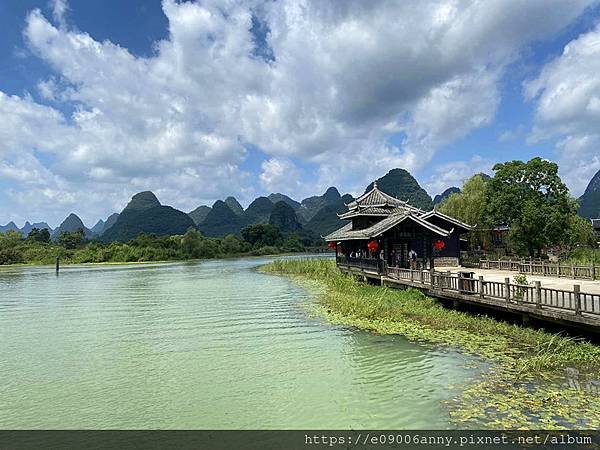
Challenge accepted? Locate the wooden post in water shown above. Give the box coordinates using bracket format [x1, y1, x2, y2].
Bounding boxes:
[535, 281, 542, 309]
[574, 284, 581, 316]
[55, 257, 60, 274]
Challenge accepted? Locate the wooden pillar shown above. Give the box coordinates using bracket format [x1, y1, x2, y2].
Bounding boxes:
[535, 281, 542, 309]
[478, 276, 484, 298]
[574, 284, 581, 315]
[504, 277, 510, 304]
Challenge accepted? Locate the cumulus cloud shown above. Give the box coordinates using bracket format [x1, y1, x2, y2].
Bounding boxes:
[424, 155, 494, 195]
[525, 24, 600, 195]
[0, 0, 595, 224]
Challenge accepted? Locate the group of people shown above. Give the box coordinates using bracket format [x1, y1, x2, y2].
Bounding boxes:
[346, 247, 419, 270]
[388, 248, 418, 269]
[347, 249, 368, 258]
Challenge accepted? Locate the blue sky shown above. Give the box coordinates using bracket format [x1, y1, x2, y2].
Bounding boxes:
[1, 0, 600, 228]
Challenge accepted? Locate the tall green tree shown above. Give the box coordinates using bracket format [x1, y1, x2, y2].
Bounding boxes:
[27, 228, 51, 243]
[0, 230, 24, 265]
[486, 157, 574, 256]
[58, 229, 86, 249]
[438, 174, 488, 227]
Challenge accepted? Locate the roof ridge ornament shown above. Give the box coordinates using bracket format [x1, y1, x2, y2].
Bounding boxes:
[373, 180, 378, 189]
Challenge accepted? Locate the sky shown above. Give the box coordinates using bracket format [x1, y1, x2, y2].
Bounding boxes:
[1, 0, 600, 228]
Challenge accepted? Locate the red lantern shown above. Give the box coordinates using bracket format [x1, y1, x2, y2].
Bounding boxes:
[367, 240, 379, 252]
[327, 241, 336, 249]
[433, 240, 445, 250]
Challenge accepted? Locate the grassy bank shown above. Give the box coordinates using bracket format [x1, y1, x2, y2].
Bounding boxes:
[262, 258, 600, 428]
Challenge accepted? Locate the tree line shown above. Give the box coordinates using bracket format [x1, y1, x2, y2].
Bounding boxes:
[0, 223, 305, 266]
[437, 157, 597, 257]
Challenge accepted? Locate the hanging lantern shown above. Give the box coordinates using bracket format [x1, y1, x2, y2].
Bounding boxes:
[327, 241, 336, 249]
[367, 240, 379, 252]
[433, 239, 445, 250]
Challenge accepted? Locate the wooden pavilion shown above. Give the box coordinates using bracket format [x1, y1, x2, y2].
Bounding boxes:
[324, 182, 473, 270]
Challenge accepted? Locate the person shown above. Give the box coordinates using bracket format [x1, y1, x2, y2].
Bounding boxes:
[408, 248, 417, 270]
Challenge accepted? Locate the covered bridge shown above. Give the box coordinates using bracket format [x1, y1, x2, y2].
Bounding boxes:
[324, 182, 473, 270]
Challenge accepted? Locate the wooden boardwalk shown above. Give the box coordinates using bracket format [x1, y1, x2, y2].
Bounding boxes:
[336, 259, 600, 331]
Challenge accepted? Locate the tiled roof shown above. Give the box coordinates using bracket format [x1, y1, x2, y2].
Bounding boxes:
[346, 185, 408, 208]
[324, 212, 453, 241]
[338, 206, 407, 219]
[419, 210, 474, 231]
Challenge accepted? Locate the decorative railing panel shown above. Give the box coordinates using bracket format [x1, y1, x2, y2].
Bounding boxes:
[479, 259, 597, 280]
[337, 258, 600, 320]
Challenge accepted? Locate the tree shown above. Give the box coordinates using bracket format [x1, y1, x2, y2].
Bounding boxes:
[220, 234, 248, 254]
[438, 174, 489, 248]
[563, 215, 597, 251]
[0, 230, 24, 265]
[27, 228, 51, 243]
[58, 229, 86, 249]
[486, 157, 574, 256]
[241, 224, 283, 247]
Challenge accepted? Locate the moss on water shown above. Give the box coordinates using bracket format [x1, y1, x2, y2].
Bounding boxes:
[261, 258, 600, 429]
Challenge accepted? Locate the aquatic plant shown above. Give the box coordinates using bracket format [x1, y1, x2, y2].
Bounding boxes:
[262, 258, 600, 429]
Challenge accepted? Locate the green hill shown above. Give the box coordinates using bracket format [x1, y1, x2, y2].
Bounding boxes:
[101, 192, 194, 242]
[268, 193, 301, 210]
[579, 169, 600, 218]
[304, 193, 354, 237]
[198, 200, 244, 237]
[188, 205, 211, 225]
[224, 196, 244, 216]
[269, 201, 302, 232]
[298, 187, 341, 221]
[244, 197, 274, 224]
[433, 187, 460, 205]
[364, 168, 433, 210]
[52, 213, 93, 239]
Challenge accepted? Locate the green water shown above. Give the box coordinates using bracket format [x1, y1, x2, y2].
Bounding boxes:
[0, 256, 482, 429]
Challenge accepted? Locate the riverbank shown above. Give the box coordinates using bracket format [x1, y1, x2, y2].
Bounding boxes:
[262, 258, 600, 428]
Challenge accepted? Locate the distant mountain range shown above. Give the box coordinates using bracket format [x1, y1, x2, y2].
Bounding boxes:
[579, 169, 600, 219]
[15, 166, 598, 242]
[433, 187, 461, 205]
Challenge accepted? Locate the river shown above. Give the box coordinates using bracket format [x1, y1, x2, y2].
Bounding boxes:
[0, 256, 483, 429]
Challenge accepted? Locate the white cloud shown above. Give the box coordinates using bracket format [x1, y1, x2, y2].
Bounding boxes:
[0, 0, 595, 224]
[525, 24, 600, 195]
[424, 155, 493, 195]
[50, 0, 69, 28]
[259, 157, 304, 195]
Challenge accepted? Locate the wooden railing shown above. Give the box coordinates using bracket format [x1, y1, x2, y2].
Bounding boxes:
[383, 267, 600, 318]
[479, 259, 597, 280]
[336, 256, 382, 272]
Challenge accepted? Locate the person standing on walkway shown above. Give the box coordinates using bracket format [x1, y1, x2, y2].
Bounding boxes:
[408, 249, 417, 270]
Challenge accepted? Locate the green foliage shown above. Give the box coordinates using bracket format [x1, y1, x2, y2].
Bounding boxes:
[27, 227, 51, 243]
[563, 215, 597, 250]
[241, 223, 282, 247]
[0, 224, 308, 266]
[57, 229, 86, 249]
[220, 234, 249, 254]
[0, 231, 25, 264]
[486, 157, 574, 256]
[439, 174, 488, 247]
